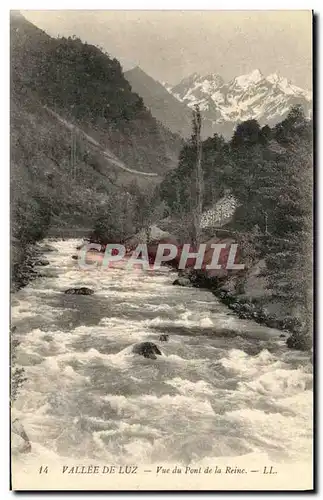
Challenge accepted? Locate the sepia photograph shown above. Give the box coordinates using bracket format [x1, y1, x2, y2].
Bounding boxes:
[10, 9, 313, 491]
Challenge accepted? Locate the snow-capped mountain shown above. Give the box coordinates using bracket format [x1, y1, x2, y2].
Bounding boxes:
[125, 67, 216, 139]
[164, 69, 312, 137]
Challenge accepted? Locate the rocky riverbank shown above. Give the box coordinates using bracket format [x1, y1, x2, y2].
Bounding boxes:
[10, 238, 313, 474]
[11, 241, 53, 292]
[173, 269, 312, 352]
[11, 236, 312, 355]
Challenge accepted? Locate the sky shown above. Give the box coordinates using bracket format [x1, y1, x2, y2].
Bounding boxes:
[22, 10, 312, 89]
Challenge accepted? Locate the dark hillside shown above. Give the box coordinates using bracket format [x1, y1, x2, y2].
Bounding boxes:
[10, 11, 182, 287]
[11, 12, 182, 175]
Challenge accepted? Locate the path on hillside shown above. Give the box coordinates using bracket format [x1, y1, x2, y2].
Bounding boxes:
[44, 106, 160, 178]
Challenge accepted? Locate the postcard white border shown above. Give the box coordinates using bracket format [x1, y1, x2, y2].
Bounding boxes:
[1, 2, 319, 498]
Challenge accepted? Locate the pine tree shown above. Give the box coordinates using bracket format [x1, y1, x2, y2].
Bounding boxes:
[191, 104, 204, 246]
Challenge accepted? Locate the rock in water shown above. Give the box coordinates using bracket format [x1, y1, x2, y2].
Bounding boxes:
[35, 259, 50, 266]
[172, 277, 192, 287]
[159, 334, 169, 342]
[41, 244, 57, 253]
[132, 342, 162, 360]
[64, 287, 94, 295]
[12, 418, 31, 454]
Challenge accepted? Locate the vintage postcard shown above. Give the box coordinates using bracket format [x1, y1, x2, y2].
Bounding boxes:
[10, 9, 313, 491]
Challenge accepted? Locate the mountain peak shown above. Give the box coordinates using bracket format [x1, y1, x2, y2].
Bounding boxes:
[127, 65, 146, 75]
[250, 68, 263, 79]
[203, 73, 224, 85]
[266, 73, 281, 84]
[124, 66, 196, 138]
[266, 73, 292, 89]
[165, 68, 311, 137]
[233, 69, 263, 88]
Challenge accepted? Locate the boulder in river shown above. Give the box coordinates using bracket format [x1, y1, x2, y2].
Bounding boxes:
[12, 418, 31, 454]
[159, 334, 169, 342]
[172, 277, 193, 287]
[132, 342, 162, 360]
[35, 259, 50, 267]
[41, 244, 57, 253]
[64, 287, 94, 295]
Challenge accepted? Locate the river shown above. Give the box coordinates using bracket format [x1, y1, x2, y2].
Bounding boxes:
[11, 239, 313, 489]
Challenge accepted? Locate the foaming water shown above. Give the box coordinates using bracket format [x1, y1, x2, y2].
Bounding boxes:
[12, 239, 312, 468]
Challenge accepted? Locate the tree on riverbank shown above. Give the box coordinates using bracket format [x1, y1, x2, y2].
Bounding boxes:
[227, 106, 312, 344]
[263, 107, 313, 346]
[191, 105, 204, 246]
[158, 105, 312, 347]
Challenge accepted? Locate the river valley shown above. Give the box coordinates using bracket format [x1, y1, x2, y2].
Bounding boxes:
[11, 239, 313, 487]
